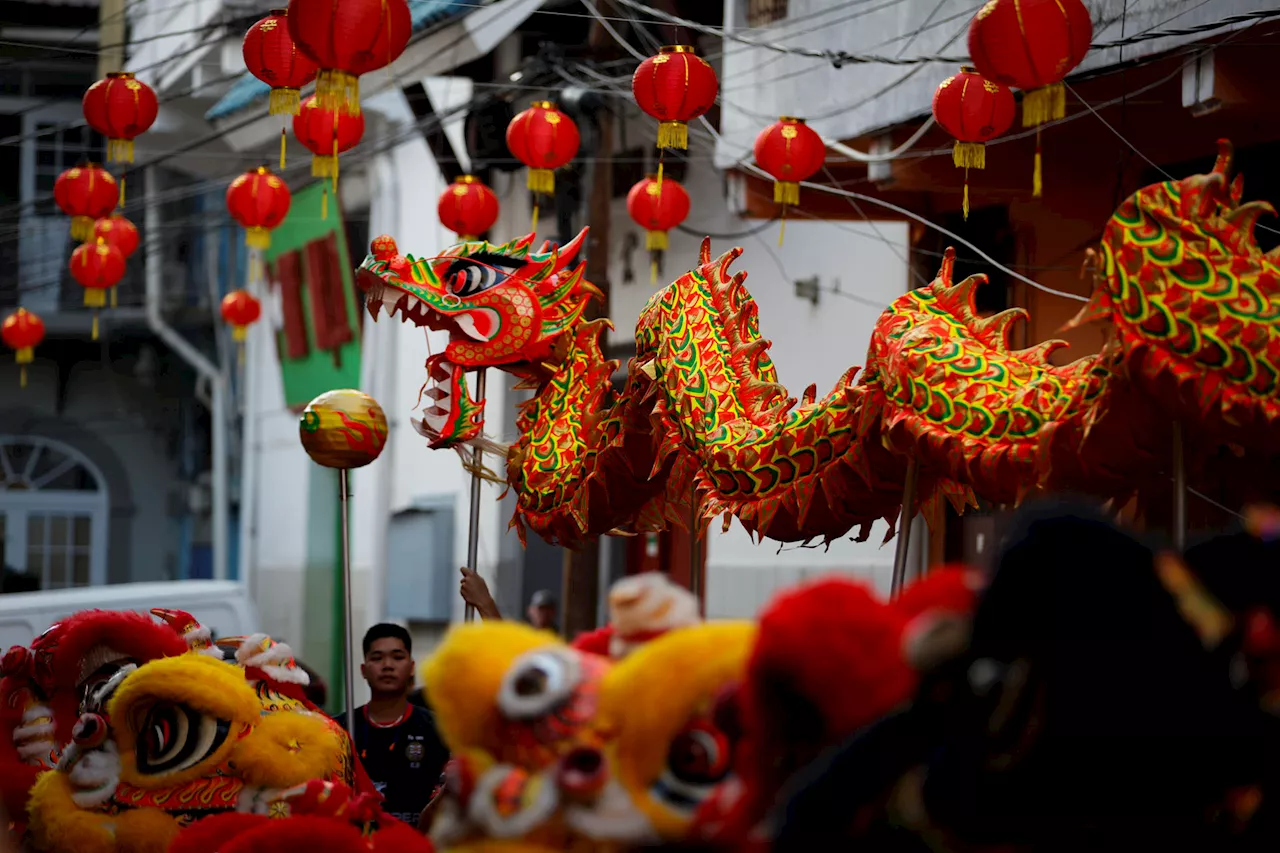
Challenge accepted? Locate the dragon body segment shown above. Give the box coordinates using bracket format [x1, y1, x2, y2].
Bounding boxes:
[357, 141, 1279, 548]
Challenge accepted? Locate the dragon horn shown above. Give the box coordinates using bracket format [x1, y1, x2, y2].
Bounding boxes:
[700, 237, 712, 266]
[1212, 138, 1234, 176]
[936, 247, 956, 287]
[555, 228, 590, 269]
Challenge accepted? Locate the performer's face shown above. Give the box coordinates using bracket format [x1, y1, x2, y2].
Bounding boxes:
[361, 637, 414, 696]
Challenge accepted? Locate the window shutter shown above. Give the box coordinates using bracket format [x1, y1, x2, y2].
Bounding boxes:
[269, 249, 310, 359]
[302, 233, 353, 352]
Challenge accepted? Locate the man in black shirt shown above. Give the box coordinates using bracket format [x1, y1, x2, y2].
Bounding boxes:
[334, 624, 449, 828]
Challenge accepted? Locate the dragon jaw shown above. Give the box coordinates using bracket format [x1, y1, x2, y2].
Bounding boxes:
[355, 229, 600, 448]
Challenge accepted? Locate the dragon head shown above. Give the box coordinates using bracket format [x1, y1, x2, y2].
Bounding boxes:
[356, 230, 601, 448]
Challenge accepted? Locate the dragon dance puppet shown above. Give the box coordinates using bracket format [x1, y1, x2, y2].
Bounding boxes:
[356, 140, 1280, 548]
[8, 610, 371, 853]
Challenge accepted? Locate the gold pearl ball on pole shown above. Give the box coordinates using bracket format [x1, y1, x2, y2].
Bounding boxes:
[298, 388, 387, 746]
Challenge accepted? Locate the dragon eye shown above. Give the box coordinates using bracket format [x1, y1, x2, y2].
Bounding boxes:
[136, 701, 231, 776]
[448, 261, 502, 297]
[496, 649, 581, 720]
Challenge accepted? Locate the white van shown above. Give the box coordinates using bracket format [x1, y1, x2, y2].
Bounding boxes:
[0, 581, 259, 651]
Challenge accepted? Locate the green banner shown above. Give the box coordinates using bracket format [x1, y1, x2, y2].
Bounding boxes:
[263, 181, 362, 411]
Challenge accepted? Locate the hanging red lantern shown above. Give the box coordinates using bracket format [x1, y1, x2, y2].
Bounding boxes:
[82, 72, 159, 164]
[2, 308, 45, 389]
[437, 175, 499, 242]
[932, 67, 1015, 220]
[632, 45, 719, 151]
[54, 164, 118, 241]
[244, 9, 317, 116]
[221, 289, 262, 370]
[968, 0, 1092, 196]
[70, 238, 125, 340]
[626, 175, 690, 251]
[286, 0, 412, 115]
[627, 175, 690, 285]
[91, 214, 139, 310]
[293, 95, 364, 220]
[92, 214, 139, 259]
[226, 167, 292, 250]
[753, 117, 826, 208]
[506, 101, 580, 197]
[293, 95, 365, 177]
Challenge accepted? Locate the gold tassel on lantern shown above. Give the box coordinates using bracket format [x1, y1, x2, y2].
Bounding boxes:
[15, 345, 32, 389]
[1022, 83, 1066, 128]
[280, 128, 288, 170]
[773, 181, 800, 206]
[1033, 129, 1044, 198]
[315, 70, 360, 116]
[108, 138, 134, 163]
[953, 140, 987, 221]
[646, 230, 668, 251]
[657, 120, 688, 150]
[110, 287, 118, 308]
[84, 287, 105, 341]
[119, 175, 126, 209]
[70, 216, 93, 242]
[527, 168, 555, 195]
[270, 87, 302, 116]
[245, 227, 272, 250]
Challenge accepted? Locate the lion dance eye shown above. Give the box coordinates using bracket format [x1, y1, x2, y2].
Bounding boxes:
[136, 701, 231, 776]
[496, 649, 581, 720]
[651, 720, 732, 813]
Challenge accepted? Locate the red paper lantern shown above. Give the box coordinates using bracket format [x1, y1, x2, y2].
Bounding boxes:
[626, 175, 690, 251]
[968, 0, 1091, 126]
[70, 238, 125, 340]
[244, 9, 317, 116]
[506, 101, 580, 196]
[969, 0, 1091, 197]
[437, 175, 499, 242]
[293, 95, 365, 178]
[932, 67, 1015, 219]
[226, 167, 292, 250]
[2, 308, 45, 388]
[286, 0, 412, 115]
[82, 72, 159, 163]
[632, 45, 719, 151]
[54, 164, 118, 241]
[92, 214, 139, 260]
[753, 117, 826, 207]
[221, 289, 262, 342]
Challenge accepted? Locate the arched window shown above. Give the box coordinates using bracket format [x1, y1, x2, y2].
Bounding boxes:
[0, 436, 109, 591]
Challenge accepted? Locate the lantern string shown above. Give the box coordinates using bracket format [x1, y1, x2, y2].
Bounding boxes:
[650, 254, 658, 286]
[321, 187, 329, 220]
[280, 128, 287, 171]
[20, 365, 26, 389]
[119, 176, 126, 209]
[91, 312, 99, 341]
[778, 206, 787, 248]
[657, 153, 664, 190]
[110, 287, 118, 309]
[962, 168, 970, 221]
[531, 201, 540, 237]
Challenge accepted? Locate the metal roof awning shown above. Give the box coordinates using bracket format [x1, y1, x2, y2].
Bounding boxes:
[205, 0, 500, 121]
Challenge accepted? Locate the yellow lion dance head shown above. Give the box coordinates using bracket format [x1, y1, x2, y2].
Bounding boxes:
[27, 635, 354, 853]
[422, 619, 753, 851]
